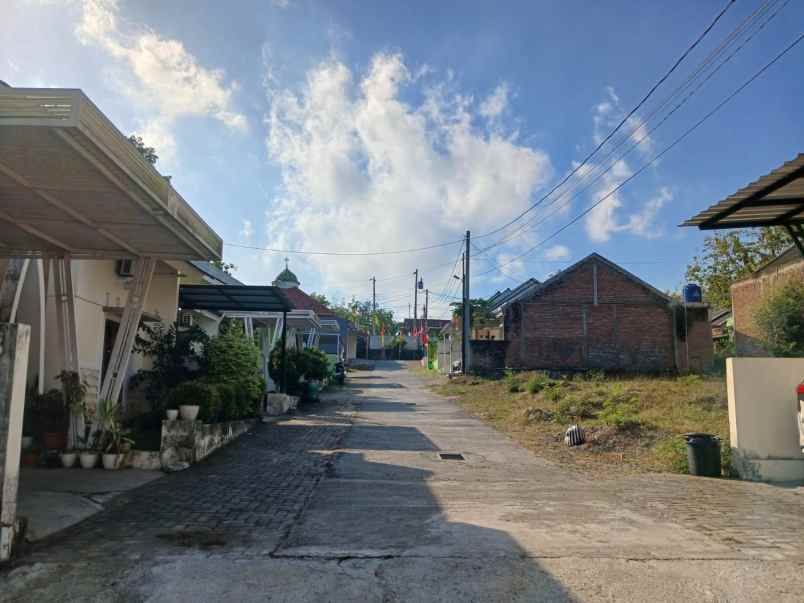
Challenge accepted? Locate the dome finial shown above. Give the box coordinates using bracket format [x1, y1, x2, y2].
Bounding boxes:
[273, 258, 300, 289]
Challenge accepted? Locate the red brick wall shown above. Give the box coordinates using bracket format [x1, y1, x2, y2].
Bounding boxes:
[732, 258, 804, 356]
[504, 259, 712, 371]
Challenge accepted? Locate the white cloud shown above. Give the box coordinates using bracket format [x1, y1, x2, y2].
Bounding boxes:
[545, 244, 570, 260]
[263, 53, 553, 317]
[239, 219, 254, 243]
[583, 87, 667, 243]
[271, 0, 290, 7]
[479, 83, 509, 120]
[72, 0, 246, 165]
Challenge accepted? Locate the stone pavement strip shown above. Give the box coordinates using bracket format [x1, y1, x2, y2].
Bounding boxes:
[3, 361, 804, 602]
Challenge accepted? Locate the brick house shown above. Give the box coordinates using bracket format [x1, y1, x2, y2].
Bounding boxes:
[731, 246, 804, 356]
[495, 253, 712, 372]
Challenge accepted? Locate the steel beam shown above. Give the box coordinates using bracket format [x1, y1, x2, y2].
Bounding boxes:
[98, 257, 156, 403]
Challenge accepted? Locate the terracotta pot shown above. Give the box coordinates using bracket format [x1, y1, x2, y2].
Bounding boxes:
[166, 409, 179, 421]
[179, 405, 200, 421]
[43, 431, 67, 451]
[79, 452, 98, 469]
[60, 452, 77, 468]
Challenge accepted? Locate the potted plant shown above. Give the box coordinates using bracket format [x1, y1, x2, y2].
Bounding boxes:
[57, 370, 88, 468]
[169, 381, 219, 422]
[96, 398, 132, 470]
[76, 404, 98, 469]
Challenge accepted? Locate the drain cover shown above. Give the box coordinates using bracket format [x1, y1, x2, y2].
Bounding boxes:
[438, 452, 465, 461]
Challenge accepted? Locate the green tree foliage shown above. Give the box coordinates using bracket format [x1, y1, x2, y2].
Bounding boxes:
[133, 322, 209, 406]
[449, 298, 496, 325]
[325, 296, 395, 334]
[210, 260, 237, 276]
[128, 135, 158, 164]
[169, 381, 221, 422]
[755, 280, 804, 357]
[685, 227, 790, 309]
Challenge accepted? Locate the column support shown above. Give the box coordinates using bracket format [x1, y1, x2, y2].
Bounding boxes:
[0, 323, 31, 561]
[0, 259, 30, 324]
[53, 257, 79, 374]
[98, 258, 156, 403]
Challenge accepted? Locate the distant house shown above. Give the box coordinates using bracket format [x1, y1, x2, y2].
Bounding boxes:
[709, 308, 732, 341]
[731, 246, 804, 356]
[485, 253, 712, 372]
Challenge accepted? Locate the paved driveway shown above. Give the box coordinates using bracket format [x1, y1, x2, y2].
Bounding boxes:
[4, 361, 804, 601]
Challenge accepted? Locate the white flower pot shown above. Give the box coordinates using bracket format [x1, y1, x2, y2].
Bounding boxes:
[179, 405, 200, 421]
[166, 409, 179, 421]
[60, 452, 77, 468]
[102, 453, 123, 470]
[79, 452, 98, 469]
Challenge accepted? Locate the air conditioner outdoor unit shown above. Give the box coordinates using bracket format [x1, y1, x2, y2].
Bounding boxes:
[178, 311, 194, 328]
[116, 259, 134, 277]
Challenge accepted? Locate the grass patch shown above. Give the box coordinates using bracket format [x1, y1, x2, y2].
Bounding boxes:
[430, 370, 729, 477]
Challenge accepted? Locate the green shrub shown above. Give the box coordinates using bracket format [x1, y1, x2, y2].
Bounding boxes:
[169, 381, 221, 422]
[676, 373, 703, 386]
[213, 382, 239, 421]
[584, 369, 606, 382]
[543, 383, 565, 403]
[755, 280, 804, 357]
[299, 348, 331, 381]
[654, 437, 688, 473]
[503, 370, 521, 393]
[599, 389, 641, 430]
[526, 372, 551, 394]
[555, 395, 601, 423]
[269, 347, 303, 394]
[207, 323, 263, 401]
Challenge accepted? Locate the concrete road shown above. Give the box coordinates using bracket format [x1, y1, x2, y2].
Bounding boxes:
[4, 361, 804, 602]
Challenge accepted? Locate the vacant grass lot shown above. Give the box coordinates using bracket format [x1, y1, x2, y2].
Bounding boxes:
[426, 369, 730, 477]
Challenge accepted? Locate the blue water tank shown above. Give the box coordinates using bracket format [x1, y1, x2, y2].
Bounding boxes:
[683, 283, 702, 304]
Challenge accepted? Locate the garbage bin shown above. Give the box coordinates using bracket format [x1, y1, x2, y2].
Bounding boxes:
[683, 433, 721, 477]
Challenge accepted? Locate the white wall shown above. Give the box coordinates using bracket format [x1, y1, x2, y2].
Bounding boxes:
[727, 357, 804, 482]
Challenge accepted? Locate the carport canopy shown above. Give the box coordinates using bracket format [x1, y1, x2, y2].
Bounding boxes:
[179, 284, 294, 313]
[682, 153, 804, 255]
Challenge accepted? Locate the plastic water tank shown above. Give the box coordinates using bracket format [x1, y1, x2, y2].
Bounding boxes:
[683, 283, 702, 303]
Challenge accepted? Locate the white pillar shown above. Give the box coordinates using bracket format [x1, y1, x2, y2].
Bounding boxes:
[99, 257, 156, 403]
[0, 323, 31, 561]
[53, 257, 79, 374]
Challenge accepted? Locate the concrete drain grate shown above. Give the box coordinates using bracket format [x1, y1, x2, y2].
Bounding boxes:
[438, 452, 465, 461]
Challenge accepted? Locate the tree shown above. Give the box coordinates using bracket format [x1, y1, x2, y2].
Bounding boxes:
[450, 298, 496, 326]
[210, 260, 236, 276]
[310, 293, 330, 307]
[755, 280, 804, 357]
[685, 227, 791, 309]
[128, 135, 158, 165]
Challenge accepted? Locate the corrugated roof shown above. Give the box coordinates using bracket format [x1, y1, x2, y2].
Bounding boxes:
[188, 261, 244, 286]
[682, 154, 804, 230]
[178, 285, 293, 313]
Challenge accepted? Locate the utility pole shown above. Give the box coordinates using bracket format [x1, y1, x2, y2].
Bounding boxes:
[413, 269, 419, 354]
[370, 276, 376, 336]
[424, 288, 429, 364]
[462, 230, 471, 373]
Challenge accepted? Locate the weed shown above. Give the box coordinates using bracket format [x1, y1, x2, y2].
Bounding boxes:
[653, 436, 688, 473]
[526, 372, 552, 394]
[584, 369, 606, 383]
[677, 373, 703, 387]
[503, 370, 522, 393]
[599, 388, 641, 430]
[555, 395, 601, 423]
[542, 383, 565, 403]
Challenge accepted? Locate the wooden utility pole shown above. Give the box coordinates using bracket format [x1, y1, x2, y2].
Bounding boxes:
[413, 269, 419, 353]
[462, 230, 471, 373]
[424, 288, 429, 364]
[370, 276, 376, 335]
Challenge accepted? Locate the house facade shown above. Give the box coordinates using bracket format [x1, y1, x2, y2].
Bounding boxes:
[496, 254, 712, 372]
[731, 247, 804, 356]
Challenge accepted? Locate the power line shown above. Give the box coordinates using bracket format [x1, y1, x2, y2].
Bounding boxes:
[476, 30, 804, 281]
[474, 0, 737, 241]
[224, 238, 462, 257]
[475, 0, 786, 256]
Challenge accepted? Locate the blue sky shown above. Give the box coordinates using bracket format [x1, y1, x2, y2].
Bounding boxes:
[4, 0, 803, 318]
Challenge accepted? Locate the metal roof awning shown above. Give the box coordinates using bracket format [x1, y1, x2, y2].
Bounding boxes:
[682, 154, 804, 254]
[179, 285, 293, 313]
[0, 87, 222, 260]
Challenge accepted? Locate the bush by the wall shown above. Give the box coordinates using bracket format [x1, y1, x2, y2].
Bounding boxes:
[207, 322, 263, 402]
[169, 381, 221, 422]
[755, 280, 804, 357]
[269, 347, 303, 394]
